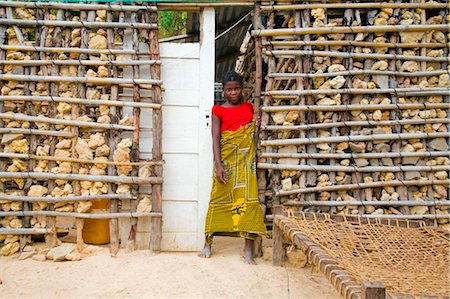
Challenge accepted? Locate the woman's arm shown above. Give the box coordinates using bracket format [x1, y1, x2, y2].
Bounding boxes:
[212, 114, 227, 183]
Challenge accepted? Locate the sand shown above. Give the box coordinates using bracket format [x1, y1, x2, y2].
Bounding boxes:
[0, 237, 339, 299]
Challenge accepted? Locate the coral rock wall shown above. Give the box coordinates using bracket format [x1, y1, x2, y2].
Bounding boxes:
[0, 3, 163, 255]
[250, 1, 449, 227]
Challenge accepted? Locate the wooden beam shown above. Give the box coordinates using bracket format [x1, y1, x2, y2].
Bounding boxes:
[361, 281, 386, 299]
[272, 209, 285, 266]
[216, 51, 244, 64]
[276, 216, 363, 298]
[149, 9, 163, 254]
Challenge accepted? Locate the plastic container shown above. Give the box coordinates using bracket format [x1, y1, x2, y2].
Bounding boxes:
[82, 199, 110, 245]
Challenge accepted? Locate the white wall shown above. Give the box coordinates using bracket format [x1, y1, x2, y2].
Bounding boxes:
[197, 8, 215, 250]
[139, 8, 215, 251]
[160, 43, 201, 251]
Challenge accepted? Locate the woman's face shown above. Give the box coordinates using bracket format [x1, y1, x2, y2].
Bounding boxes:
[223, 81, 243, 105]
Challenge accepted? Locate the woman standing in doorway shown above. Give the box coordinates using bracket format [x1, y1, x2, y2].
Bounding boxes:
[198, 71, 266, 264]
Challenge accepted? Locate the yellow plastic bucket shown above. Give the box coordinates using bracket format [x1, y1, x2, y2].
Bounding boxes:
[82, 199, 110, 245]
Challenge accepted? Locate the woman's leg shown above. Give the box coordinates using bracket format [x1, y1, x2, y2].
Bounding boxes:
[198, 235, 213, 258]
[243, 238, 256, 265]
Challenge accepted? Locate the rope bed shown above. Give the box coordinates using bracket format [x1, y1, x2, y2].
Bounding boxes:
[276, 212, 450, 298]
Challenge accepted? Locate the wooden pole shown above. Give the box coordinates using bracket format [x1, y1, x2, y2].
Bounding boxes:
[252, 24, 450, 37]
[0, 59, 161, 66]
[269, 69, 449, 78]
[73, 9, 89, 252]
[265, 40, 450, 49]
[103, 8, 119, 257]
[442, 4, 450, 225]
[258, 163, 450, 172]
[0, 153, 163, 166]
[252, 2, 262, 146]
[283, 200, 450, 207]
[21, 6, 42, 245]
[275, 216, 363, 299]
[265, 88, 450, 98]
[257, 8, 275, 215]
[295, 9, 306, 203]
[260, 132, 450, 147]
[300, 8, 317, 203]
[420, 4, 436, 224]
[0, 95, 162, 109]
[43, 8, 60, 249]
[261, 2, 450, 10]
[0, 211, 163, 219]
[0, 44, 154, 55]
[252, 2, 268, 223]
[1, 194, 133, 202]
[0, 128, 74, 137]
[0, 74, 162, 86]
[389, 2, 408, 216]
[262, 118, 450, 131]
[266, 49, 450, 62]
[126, 9, 142, 252]
[0, 18, 158, 29]
[260, 150, 450, 160]
[149, 9, 163, 254]
[361, 281, 386, 299]
[275, 179, 450, 196]
[272, 212, 284, 266]
[0, 112, 135, 130]
[0, 7, 6, 222]
[0, 1, 157, 11]
[0, 228, 49, 235]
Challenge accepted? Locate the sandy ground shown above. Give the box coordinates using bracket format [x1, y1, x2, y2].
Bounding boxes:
[0, 237, 339, 299]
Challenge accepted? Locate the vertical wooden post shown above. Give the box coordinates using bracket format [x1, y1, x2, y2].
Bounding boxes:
[116, 10, 130, 251]
[364, 8, 378, 208]
[252, 2, 266, 249]
[389, 2, 409, 216]
[21, 8, 43, 248]
[442, 7, 450, 218]
[419, 0, 437, 224]
[62, 7, 82, 254]
[106, 10, 120, 257]
[272, 205, 284, 266]
[296, 11, 306, 204]
[258, 9, 275, 214]
[332, 7, 354, 214]
[253, 2, 262, 146]
[149, 10, 163, 253]
[43, 8, 59, 248]
[342, 7, 365, 213]
[123, 10, 142, 253]
[301, 9, 317, 203]
[0, 7, 6, 224]
[361, 281, 386, 299]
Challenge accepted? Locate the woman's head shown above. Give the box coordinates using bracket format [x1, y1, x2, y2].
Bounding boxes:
[222, 71, 243, 105]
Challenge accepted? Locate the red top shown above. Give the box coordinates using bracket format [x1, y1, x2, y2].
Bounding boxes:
[212, 102, 253, 132]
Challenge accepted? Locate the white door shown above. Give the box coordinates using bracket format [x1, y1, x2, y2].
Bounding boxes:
[157, 8, 215, 251]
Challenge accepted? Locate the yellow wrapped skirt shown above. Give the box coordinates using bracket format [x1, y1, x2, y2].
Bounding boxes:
[204, 123, 266, 243]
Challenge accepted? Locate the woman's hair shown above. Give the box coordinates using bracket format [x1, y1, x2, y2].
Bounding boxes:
[222, 70, 243, 86]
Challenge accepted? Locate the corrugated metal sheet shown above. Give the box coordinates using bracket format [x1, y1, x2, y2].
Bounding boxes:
[187, 7, 252, 82]
[215, 7, 252, 82]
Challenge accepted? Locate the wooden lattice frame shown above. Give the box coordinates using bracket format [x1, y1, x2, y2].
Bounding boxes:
[249, 1, 450, 225]
[0, 1, 163, 255]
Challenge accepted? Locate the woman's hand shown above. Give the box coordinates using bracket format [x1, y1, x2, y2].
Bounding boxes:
[215, 164, 228, 184]
[255, 115, 261, 127]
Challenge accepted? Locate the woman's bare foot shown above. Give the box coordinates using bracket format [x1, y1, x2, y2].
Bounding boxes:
[243, 239, 257, 265]
[198, 244, 212, 258]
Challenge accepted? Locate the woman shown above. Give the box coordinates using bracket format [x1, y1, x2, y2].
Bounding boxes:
[199, 71, 266, 265]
